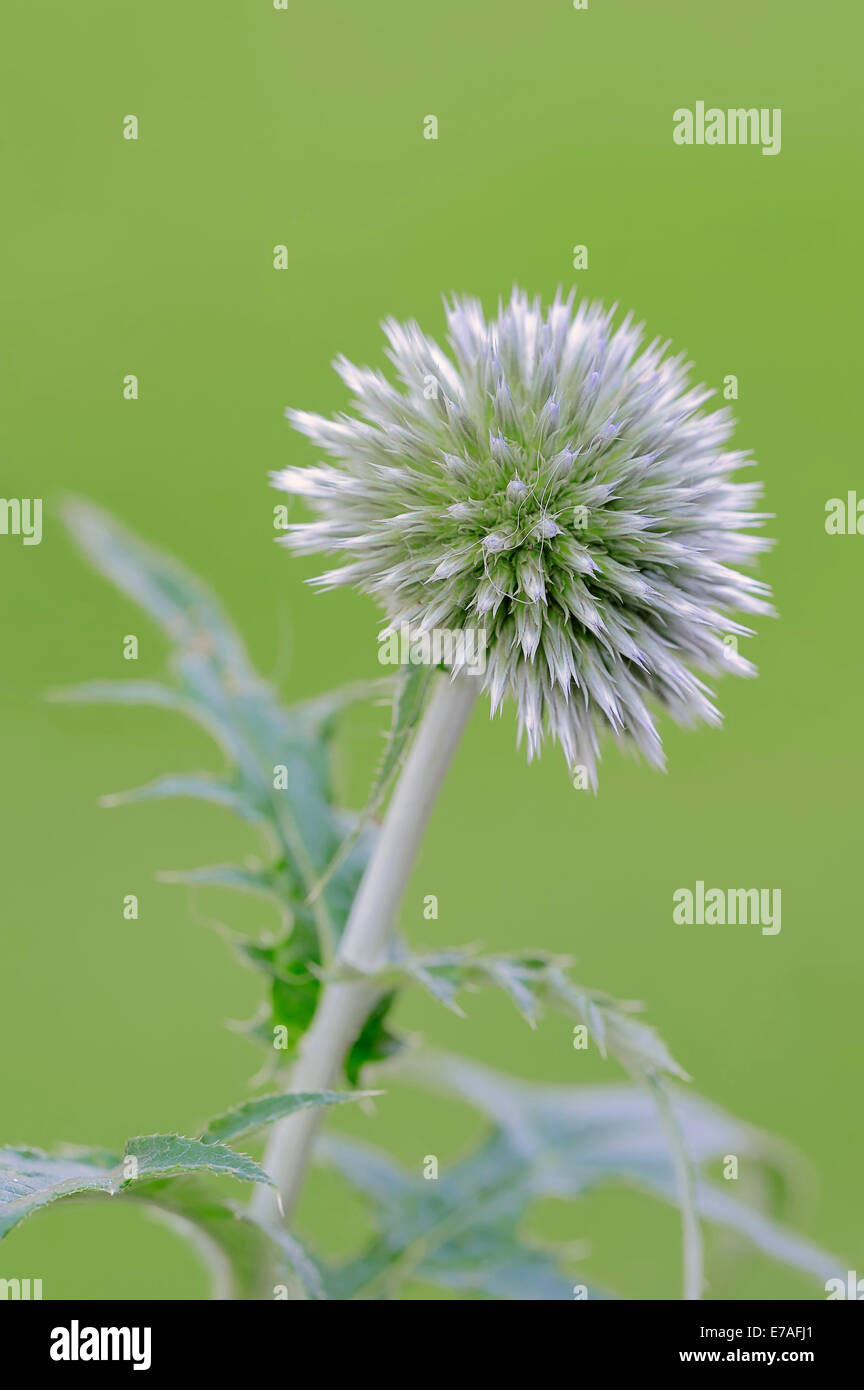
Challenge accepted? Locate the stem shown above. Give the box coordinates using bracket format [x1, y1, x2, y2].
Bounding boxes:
[252, 670, 478, 1224]
[652, 1077, 704, 1301]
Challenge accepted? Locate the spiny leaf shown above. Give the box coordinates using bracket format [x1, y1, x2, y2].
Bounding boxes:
[123, 1134, 272, 1187]
[200, 1090, 379, 1146]
[113, 1176, 329, 1301]
[0, 1148, 118, 1240]
[345, 992, 404, 1087]
[102, 774, 265, 823]
[368, 660, 436, 808]
[48, 680, 196, 712]
[58, 498, 381, 992]
[386, 948, 688, 1082]
[0, 1134, 272, 1241]
[233, 910, 323, 1065]
[407, 1054, 841, 1287]
[317, 1134, 592, 1301]
[157, 862, 287, 901]
[62, 498, 252, 677]
[288, 678, 393, 740]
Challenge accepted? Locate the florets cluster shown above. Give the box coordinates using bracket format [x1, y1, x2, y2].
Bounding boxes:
[273, 290, 772, 785]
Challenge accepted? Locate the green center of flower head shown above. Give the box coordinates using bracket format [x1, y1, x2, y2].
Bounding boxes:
[273, 290, 773, 784]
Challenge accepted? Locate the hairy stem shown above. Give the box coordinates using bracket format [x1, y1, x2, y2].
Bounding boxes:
[252, 670, 478, 1224]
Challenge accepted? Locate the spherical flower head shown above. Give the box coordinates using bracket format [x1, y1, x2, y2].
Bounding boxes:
[272, 290, 773, 787]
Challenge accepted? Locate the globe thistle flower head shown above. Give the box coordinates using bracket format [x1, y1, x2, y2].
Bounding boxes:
[272, 290, 773, 787]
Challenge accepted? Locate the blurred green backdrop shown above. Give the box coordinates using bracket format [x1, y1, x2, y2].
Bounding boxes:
[1, 0, 861, 1299]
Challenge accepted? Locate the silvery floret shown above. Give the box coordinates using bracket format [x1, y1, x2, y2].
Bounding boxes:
[272, 290, 772, 786]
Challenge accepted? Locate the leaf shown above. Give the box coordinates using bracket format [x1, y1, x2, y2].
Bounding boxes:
[62, 499, 253, 677]
[48, 679, 197, 713]
[59, 500, 385, 1047]
[0, 1134, 271, 1241]
[374, 660, 437, 790]
[419, 1227, 596, 1301]
[0, 1148, 118, 1240]
[102, 774, 265, 823]
[389, 949, 689, 1081]
[345, 992, 404, 1087]
[545, 967, 690, 1082]
[409, 1054, 841, 1286]
[317, 1134, 593, 1301]
[133, 1177, 327, 1300]
[60, 500, 375, 936]
[124, 1135, 272, 1187]
[370, 946, 690, 1205]
[157, 863, 287, 900]
[288, 678, 393, 741]
[200, 1090, 378, 1146]
[233, 908, 323, 1064]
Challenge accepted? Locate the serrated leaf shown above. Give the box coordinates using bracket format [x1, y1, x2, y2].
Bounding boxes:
[288, 678, 393, 740]
[317, 1133, 591, 1301]
[200, 1090, 377, 1146]
[390, 949, 688, 1081]
[419, 1227, 595, 1301]
[0, 1148, 118, 1240]
[345, 991, 404, 1087]
[48, 680, 196, 712]
[233, 908, 323, 1064]
[409, 1054, 841, 1287]
[157, 863, 286, 900]
[63, 499, 253, 676]
[369, 659, 436, 805]
[123, 1134, 272, 1188]
[132, 1177, 327, 1300]
[60, 500, 382, 979]
[545, 967, 690, 1081]
[102, 775, 265, 823]
[0, 1133, 271, 1241]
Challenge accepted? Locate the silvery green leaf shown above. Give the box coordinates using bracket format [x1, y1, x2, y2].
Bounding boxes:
[200, 1090, 378, 1146]
[62, 499, 253, 677]
[344, 992, 404, 1086]
[134, 1177, 327, 1300]
[102, 774, 265, 823]
[420, 1228, 590, 1301]
[0, 1147, 118, 1240]
[369, 659, 436, 802]
[411, 1054, 839, 1286]
[59, 499, 382, 1012]
[389, 949, 688, 1080]
[0, 1134, 271, 1241]
[317, 1133, 595, 1301]
[48, 679, 196, 712]
[157, 862, 288, 900]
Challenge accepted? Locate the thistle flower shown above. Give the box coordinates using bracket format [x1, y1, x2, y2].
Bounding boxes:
[272, 290, 772, 786]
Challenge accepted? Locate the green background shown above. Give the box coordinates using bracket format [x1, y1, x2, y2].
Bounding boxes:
[1, 0, 860, 1299]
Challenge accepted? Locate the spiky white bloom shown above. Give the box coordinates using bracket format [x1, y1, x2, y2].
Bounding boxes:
[272, 290, 772, 786]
